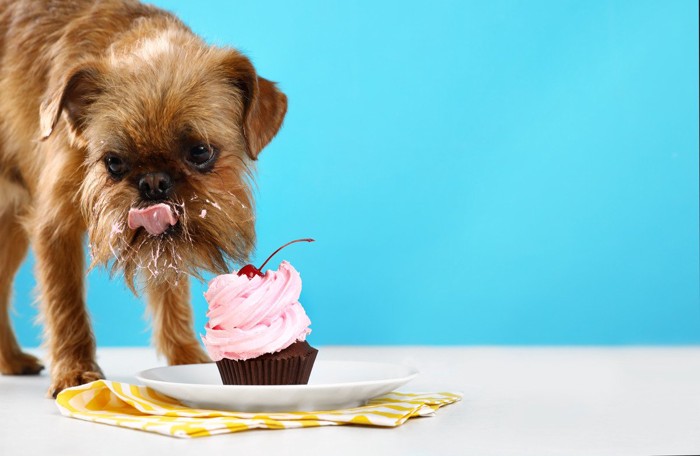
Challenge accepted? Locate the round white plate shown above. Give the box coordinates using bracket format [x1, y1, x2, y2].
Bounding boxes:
[136, 360, 418, 412]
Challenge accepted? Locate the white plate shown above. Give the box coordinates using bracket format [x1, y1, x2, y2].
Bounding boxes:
[136, 360, 419, 412]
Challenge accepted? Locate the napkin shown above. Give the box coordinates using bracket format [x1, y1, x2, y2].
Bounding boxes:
[55, 380, 461, 438]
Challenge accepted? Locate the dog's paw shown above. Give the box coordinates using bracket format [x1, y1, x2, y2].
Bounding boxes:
[0, 351, 45, 376]
[49, 363, 104, 398]
[167, 346, 212, 365]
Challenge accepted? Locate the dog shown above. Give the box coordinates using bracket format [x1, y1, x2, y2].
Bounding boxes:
[0, 0, 287, 396]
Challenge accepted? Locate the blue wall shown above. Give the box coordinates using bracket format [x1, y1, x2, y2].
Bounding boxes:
[11, 0, 699, 346]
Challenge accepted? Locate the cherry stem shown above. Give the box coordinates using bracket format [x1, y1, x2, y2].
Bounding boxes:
[258, 238, 315, 272]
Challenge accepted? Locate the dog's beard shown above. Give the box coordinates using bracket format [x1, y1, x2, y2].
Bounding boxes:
[81, 174, 255, 292]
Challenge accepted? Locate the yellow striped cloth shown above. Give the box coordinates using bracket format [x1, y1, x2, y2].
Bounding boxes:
[55, 380, 461, 438]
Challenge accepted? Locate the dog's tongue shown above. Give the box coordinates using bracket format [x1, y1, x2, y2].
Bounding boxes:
[127, 203, 178, 236]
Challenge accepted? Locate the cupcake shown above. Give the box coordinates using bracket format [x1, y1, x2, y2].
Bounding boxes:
[201, 239, 318, 385]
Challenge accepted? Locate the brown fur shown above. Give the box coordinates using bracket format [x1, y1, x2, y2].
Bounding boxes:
[0, 0, 287, 396]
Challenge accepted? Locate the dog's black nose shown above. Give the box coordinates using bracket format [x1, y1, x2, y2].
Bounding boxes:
[138, 172, 173, 200]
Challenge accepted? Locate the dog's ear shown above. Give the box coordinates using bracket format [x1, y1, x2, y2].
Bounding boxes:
[39, 63, 104, 141]
[221, 52, 288, 160]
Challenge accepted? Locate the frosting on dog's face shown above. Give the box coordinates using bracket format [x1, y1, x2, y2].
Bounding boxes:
[42, 40, 287, 291]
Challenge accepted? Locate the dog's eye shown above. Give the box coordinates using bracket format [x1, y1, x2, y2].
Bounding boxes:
[104, 154, 128, 178]
[186, 144, 217, 170]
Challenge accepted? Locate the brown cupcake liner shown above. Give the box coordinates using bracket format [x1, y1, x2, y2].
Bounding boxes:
[216, 341, 318, 385]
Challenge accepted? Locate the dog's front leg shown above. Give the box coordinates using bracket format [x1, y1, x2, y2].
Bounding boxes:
[33, 187, 103, 397]
[146, 277, 210, 365]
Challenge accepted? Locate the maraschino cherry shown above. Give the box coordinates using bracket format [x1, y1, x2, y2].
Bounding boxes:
[237, 238, 314, 279]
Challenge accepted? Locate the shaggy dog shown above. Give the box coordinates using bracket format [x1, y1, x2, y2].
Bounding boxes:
[0, 0, 287, 396]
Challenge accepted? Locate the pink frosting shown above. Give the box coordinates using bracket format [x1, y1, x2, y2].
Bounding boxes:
[201, 261, 311, 361]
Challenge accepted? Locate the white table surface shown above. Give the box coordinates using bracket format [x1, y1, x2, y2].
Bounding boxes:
[1, 346, 699, 456]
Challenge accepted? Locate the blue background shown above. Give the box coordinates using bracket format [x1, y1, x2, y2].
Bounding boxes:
[11, 0, 699, 347]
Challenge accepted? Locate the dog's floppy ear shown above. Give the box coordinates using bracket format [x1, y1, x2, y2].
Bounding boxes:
[221, 51, 288, 160]
[39, 63, 104, 141]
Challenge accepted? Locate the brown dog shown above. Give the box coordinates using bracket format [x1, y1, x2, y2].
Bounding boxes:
[0, 0, 287, 396]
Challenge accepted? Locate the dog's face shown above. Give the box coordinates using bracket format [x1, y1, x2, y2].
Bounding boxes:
[39, 45, 287, 290]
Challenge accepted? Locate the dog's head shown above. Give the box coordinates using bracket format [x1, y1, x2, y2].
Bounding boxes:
[39, 40, 287, 290]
